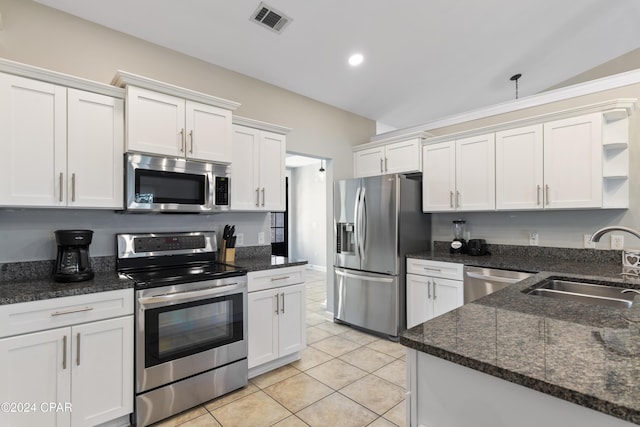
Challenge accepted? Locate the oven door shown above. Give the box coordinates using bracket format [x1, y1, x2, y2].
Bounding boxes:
[136, 277, 247, 393]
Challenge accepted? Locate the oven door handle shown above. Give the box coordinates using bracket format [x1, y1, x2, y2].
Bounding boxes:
[138, 284, 240, 305]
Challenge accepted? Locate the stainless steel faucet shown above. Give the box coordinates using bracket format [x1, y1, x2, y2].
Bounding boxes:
[589, 226, 640, 242]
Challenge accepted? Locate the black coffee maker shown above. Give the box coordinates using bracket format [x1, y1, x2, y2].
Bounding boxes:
[53, 230, 95, 283]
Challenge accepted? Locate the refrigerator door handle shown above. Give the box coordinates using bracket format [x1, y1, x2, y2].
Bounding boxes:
[353, 186, 362, 258]
[358, 187, 367, 262]
[335, 269, 394, 283]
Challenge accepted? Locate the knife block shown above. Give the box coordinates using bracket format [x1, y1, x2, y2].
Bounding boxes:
[219, 239, 235, 263]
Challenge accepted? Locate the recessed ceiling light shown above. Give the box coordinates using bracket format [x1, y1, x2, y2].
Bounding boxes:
[348, 53, 364, 67]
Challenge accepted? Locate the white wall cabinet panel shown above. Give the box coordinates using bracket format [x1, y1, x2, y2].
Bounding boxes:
[0, 74, 66, 206]
[543, 113, 602, 209]
[354, 138, 421, 177]
[126, 86, 232, 163]
[231, 124, 286, 212]
[455, 133, 495, 211]
[67, 89, 124, 208]
[422, 141, 456, 212]
[495, 125, 544, 210]
[0, 74, 123, 209]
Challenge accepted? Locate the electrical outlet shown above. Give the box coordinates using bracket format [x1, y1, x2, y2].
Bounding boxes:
[529, 231, 539, 246]
[583, 234, 596, 249]
[258, 232, 265, 245]
[611, 234, 624, 250]
[236, 233, 244, 246]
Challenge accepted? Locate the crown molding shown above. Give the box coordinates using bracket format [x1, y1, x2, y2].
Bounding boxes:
[112, 70, 240, 110]
[233, 115, 291, 134]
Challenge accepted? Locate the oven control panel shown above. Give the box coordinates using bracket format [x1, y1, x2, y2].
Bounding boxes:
[134, 235, 206, 252]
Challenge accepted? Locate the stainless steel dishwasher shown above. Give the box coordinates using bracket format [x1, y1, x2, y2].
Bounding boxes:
[463, 266, 532, 303]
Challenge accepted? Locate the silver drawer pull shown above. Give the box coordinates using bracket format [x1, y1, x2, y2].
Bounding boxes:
[422, 267, 442, 272]
[51, 306, 94, 316]
[271, 276, 290, 281]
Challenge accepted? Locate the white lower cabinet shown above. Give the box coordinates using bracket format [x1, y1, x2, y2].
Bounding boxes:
[247, 266, 306, 377]
[0, 290, 134, 427]
[406, 259, 463, 329]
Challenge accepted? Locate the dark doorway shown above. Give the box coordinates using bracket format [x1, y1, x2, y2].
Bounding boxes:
[271, 177, 288, 256]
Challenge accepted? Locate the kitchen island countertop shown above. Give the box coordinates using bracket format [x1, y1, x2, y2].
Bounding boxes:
[400, 255, 640, 424]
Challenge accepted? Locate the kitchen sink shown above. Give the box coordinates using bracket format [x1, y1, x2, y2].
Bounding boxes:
[524, 278, 637, 309]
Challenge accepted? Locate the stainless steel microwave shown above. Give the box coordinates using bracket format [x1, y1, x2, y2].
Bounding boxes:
[125, 153, 230, 213]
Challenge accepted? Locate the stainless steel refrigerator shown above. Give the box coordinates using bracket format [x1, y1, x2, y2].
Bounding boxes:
[334, 174, 431, 338]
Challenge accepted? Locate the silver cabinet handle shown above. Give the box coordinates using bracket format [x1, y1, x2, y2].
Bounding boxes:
[59, 173, 64, 202]
[71, 173, 76, 202]
[545, 184, 550, 205]
[189, 130, 194, 154]
[449, 191, 454, 208]
[379, 158, 383, 173]
[274, 293, 279, 315]
[261, 188, 265, 207]
[456, 191, 461, 208]
[62, 335, 67, 370]
[281, 292, 285, 314]
[537, 185, 541, 206]
[51, 306, 94, 316]
[76, 333, 81, 366]
[433, 280, 437, 299]
[179, 128, 185, 153]
[423, 267, 442, 272]
[427, 280, 431, 299]
[271, 276, 290, 281]
[256, 188, 260, 207]
[385, 157, 388, 172]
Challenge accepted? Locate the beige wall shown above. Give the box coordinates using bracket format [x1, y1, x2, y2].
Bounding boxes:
[0, 0, 375, 180]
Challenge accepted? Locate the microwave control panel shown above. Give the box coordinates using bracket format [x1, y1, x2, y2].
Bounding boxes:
[215, 177, 229, 206]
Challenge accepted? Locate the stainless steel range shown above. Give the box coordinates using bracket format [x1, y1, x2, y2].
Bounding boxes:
[116, 231, 248, 427]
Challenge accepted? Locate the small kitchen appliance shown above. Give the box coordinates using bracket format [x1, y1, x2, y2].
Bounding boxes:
[53, 229, 95, 282]
[467, 239, 489, 256]
[450, 219, 467, 254]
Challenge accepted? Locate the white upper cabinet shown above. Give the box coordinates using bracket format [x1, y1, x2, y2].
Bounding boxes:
[354, 137, 422, 177]
[496, 124, 544, 210]
[543, 113, 603, 209]
[422, 134, 495, 212]
[231, 118, 289, 212]
[125, 86, 233, 163]
[112, 70, 240, 164]
[0, 73, 124, 209]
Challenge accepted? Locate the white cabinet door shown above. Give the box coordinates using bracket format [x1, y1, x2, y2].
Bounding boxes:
[406, 273, 432, 329]
[278, 283, 306, 357]
[67, 89, 124, 209]
[185, 101, 232, 163]
[248, 288, 279, 368]
[0, 73, 66, 207]
[0, 328, 71, 427]
[126, 86, 185, 157]
[495, 125, 544, 210]
[422, 142, 456, 212]
[543, 113, 602, 209]
[354, 146, 384, 177]
[456, 133, 495, 211]
[231, 125, 260, 210]
[384, 138, 421, 174]
[432, 278, 464, 318]
[259, 131, 286, 211]
[71, 316, 133, 427]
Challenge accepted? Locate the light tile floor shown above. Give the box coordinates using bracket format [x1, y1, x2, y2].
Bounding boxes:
[152, 269, 407, 427]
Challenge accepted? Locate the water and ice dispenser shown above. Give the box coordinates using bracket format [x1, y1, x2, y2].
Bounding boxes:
[336, 223, 356, 254]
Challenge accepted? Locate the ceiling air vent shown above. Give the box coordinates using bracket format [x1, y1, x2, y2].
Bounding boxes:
[251, 2, 292, 34]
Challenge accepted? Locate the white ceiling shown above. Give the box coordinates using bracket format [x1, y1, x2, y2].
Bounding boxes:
[35, 0, 640, 131]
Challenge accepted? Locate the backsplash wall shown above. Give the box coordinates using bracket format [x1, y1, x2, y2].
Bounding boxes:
[0, 209, 271, 262]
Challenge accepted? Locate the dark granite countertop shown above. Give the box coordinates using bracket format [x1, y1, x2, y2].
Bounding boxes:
[0, 254, 306, 306]
[400, 253, 640, 424]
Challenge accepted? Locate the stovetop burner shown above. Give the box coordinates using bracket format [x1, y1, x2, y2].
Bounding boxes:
[116, 231, 246, 289]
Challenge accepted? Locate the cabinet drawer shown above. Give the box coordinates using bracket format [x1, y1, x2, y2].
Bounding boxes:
[0, 289, 134, 338]
[248, 266, 305, 292]
[406, 258, 463, 280]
